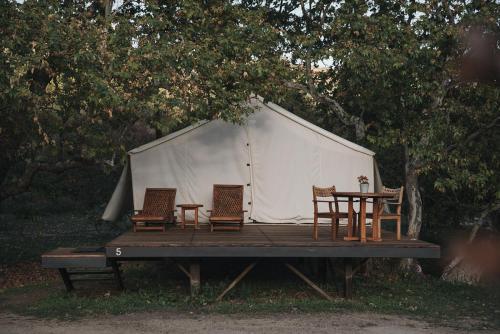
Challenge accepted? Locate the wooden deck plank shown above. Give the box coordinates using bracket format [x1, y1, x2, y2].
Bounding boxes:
[105, 224, 439, 259]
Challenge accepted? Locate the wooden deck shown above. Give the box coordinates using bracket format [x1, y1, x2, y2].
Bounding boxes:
[106, 224, 440, 259]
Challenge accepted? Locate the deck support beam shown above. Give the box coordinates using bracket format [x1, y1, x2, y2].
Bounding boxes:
[171, 260, 200, 296]
[216, 262, 257, 301]
[285, 263, 334, 301]
[58, 268, 74, 292]
[176, 263, 191, 280]
[344, 258, 353, 299]
[189, 262, 200, 296]
[110, 260, 124, 290]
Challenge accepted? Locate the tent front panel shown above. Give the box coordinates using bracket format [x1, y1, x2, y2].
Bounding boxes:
[104, 98, 376, 223]
[130, 120, 252, 221]
[246, 103, 374, 223]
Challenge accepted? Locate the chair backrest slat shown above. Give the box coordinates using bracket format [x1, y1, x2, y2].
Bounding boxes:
[212, 185, 244, 216]
[142, 188, 176, 221]
[382, 186, 404, 214]
[312, 185, 337, 199]
[312, 185, 338, 212]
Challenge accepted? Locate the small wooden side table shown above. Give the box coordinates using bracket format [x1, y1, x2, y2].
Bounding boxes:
[176, 204, 203, 229]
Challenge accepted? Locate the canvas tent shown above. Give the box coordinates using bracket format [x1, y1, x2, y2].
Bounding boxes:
[103, 96, 381, 224]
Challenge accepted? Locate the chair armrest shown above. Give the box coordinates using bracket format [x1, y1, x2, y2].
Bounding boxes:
[130, 214, 166, 222]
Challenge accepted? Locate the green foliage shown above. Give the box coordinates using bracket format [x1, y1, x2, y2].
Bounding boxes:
[0, 0, 288, 200]
[325, 0, 500, 224]
[1, 0, 499, 231]
[253, 0, 500, 228]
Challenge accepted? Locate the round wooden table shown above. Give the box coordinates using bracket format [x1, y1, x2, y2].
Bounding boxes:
[176, 204, 203, 229]
[331, 192, 396, 243]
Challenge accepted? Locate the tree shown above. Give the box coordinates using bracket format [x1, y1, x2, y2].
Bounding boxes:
[249, 1, 499, 267]
[0, 0, 288, 202]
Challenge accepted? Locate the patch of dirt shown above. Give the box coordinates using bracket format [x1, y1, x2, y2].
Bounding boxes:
[0, 311, 496, 334]
[0, 263, 58, 290]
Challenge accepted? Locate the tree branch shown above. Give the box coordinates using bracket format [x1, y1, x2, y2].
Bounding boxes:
[446, 116, 500, 153]
[111, 0, 133, 17]
[284, 81, 367, 140]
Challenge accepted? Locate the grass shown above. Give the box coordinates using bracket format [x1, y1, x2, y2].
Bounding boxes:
[1, 261, 499, 330]
[1, 211, 499, 330]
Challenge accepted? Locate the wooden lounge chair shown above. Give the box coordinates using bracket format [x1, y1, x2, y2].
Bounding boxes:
[312, 185, 354, 240]
[131, 188, 176, 232]
[367, 186, 404, 240]
[208, 184, 247, 232]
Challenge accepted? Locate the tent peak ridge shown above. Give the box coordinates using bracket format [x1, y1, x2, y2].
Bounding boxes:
[251, 96, 375, 156]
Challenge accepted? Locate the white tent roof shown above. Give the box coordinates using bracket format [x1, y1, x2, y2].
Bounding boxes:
[129, 96, 375, 156]
[103, 97, 378, 223]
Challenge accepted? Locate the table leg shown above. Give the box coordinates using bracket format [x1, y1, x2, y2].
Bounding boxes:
[347, 197, 353, 238]
[371, 198, 381, 241]
[181, 208, 186, 229]
[360, 198, 367, 243]
[344, 197, 360, 241]
[194, 208, 199, 229]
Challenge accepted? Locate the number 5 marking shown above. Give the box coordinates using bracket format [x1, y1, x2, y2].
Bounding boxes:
[116, 248, 122, 256]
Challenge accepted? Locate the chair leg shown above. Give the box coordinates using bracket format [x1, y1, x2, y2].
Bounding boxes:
[357, 214, 361, 236]
[331, 217, 336, 240]
[352, 215, 357, 237]
[313, 215, 318, 240]
[396, 217, 401, 240]
[133, 222, 137, 232]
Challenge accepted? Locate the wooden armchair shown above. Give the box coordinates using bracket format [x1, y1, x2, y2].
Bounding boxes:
[313, 186, 354, 240]
[208, 184, 247, 232]
[367, 186, 404, 240]
[131, 188, 177, 232]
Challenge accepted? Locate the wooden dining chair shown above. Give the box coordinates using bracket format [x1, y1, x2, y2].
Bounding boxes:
[312, 186, 354, 240]
[208, 184, 247, 232]
[368, 186, 404, 240]
[130, 188, 177, 232]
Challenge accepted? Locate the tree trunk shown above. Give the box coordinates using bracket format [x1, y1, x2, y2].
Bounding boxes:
[405, 157, 423, 240]
[401, 148, 423, 272]
[104, 0, 113, 19]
